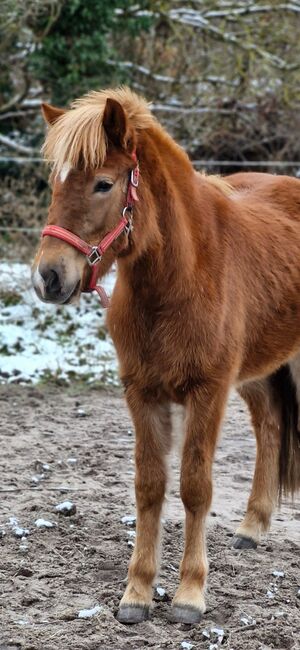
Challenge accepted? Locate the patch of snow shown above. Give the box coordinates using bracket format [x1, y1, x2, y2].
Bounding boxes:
[78, 605, 102, 618]
[240, 615, 256, 626]
[67, 457, 77, 464]
[55, 500, 76, 516]
[272, 570, 285, 578]
[16, 619, 30, 625]
[211, 626, 224, 643]
[55, 500, 74, 512]
[181, 643, 194, 650]
[0, 262, 118, 385]
[267, 590, 275, 598]
[31, 473, 45, 483]
[156, 586, 165, 597]
[9, 516, 29, 538]
[76, 408, 86, 417]
[35, 518, 55, 528]
[121, 515, 136, 526]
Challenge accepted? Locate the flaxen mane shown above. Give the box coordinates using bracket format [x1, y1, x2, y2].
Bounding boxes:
[43, 87, 232, 197]
[42, 87, 155, 174]
[197, 171, 233, 196]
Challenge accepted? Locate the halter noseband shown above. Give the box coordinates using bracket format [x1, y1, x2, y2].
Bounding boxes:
[41, 152, 139, 308]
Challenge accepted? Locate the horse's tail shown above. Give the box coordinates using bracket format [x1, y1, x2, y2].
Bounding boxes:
[270, 364, 300, 499]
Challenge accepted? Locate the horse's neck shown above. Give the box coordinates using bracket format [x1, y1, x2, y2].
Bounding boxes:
[118, 126, 219, 302]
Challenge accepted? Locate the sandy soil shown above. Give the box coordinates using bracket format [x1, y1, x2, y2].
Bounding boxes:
[0, 385, 299, 650]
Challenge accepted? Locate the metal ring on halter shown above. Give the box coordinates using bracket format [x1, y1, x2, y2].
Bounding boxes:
[122, 207, 133, 235]
[87, 246, 102, 266]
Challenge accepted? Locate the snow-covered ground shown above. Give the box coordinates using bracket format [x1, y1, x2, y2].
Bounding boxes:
[0, 262, 119, 385]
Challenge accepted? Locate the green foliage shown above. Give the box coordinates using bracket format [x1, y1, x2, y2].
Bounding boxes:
[29, 0, 153, 105]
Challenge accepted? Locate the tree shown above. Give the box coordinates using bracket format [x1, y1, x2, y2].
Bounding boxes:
[29, 0, 153, 106]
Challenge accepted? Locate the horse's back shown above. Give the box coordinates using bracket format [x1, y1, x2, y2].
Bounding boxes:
[226, 172, 300, 221]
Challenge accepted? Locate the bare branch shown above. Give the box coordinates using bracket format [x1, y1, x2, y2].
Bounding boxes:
[0, 67, 30, 114]
[0, 134, 36, 155]
[168, 8, 300, 71]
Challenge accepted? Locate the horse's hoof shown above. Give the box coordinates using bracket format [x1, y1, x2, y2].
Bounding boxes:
[169, 604, 202, 625]
[116, 604, 150, 624]
[232, 534, 257, 550]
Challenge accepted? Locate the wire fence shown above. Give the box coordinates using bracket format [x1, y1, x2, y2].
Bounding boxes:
[1, 156, 299, 234]
[1, 156, 300, 168]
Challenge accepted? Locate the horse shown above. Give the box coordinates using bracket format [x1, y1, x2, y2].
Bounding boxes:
[32, 87, 300, 625]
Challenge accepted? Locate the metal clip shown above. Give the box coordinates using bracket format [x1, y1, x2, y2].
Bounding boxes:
[131, 165, 139, 188]
[87, 246, 102, 266]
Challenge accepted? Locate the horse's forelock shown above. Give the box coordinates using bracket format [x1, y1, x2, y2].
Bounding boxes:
[42, 86, 154, 174]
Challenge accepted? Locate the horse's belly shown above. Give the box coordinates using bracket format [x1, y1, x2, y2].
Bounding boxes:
[238, 309, 300, 384]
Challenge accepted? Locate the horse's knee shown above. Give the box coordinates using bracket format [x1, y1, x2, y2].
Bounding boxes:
[180, 472, 212, 513]
[135, 468, 166, 510]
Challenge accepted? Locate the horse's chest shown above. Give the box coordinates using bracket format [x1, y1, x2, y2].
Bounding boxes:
[109, 312, 205, 403]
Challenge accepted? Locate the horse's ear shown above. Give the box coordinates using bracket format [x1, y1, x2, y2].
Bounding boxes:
[41, 103, 65, 125]
[102, 98, 128, 149]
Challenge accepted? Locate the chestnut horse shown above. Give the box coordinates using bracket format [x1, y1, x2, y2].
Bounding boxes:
[32, 87, 300, 625]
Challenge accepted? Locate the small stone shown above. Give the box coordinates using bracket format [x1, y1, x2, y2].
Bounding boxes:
[55, 501, 76, 516]
[240, 615, 256, 626]
[19, 543, 28, 553]
[9, 517, 29, 538]
[35, 518, 55, 528]
[31, 474, 45, 483]
[75, 408, 86, 418]
[272, 570, 285, 578]
[211, 626, 224, 642]
[78, 605, 102, 618]
[154, 586, 169, 602]
[121, 515, 136, 527]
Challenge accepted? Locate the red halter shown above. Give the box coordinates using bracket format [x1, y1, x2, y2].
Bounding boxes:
[41, 153, 139, 308]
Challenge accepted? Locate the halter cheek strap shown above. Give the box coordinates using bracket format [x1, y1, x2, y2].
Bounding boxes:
[41, 152, 139, 308]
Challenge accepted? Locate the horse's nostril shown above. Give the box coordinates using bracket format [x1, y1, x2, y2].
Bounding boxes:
[42, 269, 61, 296]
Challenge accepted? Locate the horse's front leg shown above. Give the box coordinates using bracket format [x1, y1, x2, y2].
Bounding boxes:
[117, 387, 171, 624]
[171, 379, 230, 624]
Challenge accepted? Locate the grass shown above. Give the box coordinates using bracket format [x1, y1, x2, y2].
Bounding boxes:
[0, 290, 22, 307]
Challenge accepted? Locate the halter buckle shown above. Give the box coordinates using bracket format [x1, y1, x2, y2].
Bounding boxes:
[87, 246, 102, 266]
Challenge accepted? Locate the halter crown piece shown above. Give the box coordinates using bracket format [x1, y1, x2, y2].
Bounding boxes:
[41, 151, 139, 308]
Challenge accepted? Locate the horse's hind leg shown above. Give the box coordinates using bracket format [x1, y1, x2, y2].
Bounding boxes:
[233, 379, 281, 549]
[117, 386, 171, 624]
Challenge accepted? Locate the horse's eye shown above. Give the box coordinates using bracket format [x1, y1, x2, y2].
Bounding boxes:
[94, 180, 113, 193]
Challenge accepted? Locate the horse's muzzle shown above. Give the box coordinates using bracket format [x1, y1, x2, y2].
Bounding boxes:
[32, 262, 80, 304]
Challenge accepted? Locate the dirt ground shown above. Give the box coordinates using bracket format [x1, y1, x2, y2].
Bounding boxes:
[0, 384, 299, 650]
